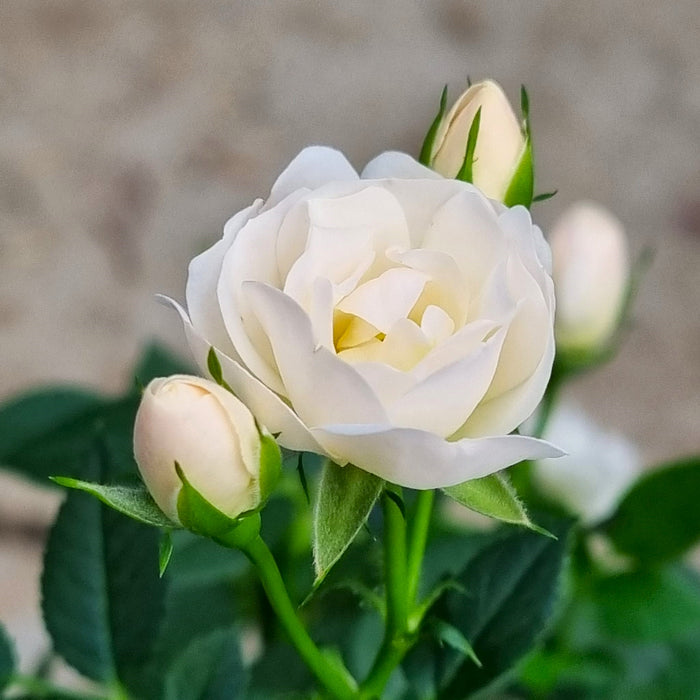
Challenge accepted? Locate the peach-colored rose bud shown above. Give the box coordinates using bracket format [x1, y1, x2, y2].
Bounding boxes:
[430, 80, 527, 201]
[550, 202, 629, 354]
[134, 375, 280, 523]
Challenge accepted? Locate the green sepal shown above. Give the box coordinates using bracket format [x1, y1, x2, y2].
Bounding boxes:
[455, 106, 482, 184]
[206, 347, 232, 392]
[503, 84, 534, 208]
[443, 472, 553, 537]
[175, 463, 260, 549]
[159, 530, 174, 577]
[257, 428, 282, 504]
[419, 85, 448, 165]
[532, 189, 558, 203]
[50, 477, 177, 529]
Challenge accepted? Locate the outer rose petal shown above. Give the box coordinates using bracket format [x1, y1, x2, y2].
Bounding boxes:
[265, 146, 358, 210]
[361, 151, 443, 180]
[185, 199, 263, 358]
[311, 424, 564, 489]
[159, 296, 323, 454]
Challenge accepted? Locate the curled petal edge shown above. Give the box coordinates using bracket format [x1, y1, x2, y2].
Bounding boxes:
[310, 423, 565, 490]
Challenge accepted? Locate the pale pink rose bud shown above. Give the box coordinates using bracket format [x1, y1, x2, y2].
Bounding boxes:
[430, 80, 527, 201]
[134, 375, 280, 523]
[550, 202, 630, 354]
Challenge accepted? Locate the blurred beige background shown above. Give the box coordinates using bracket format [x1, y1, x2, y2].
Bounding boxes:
[1, 0, 699, 673]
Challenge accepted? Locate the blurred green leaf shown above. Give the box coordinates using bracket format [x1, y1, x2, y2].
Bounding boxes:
[134, 342, 194, 387]
[0, 622, 15, 692]
[592, 567, 700, 643]
[164, 628, 248, 700]
[607, 456, 700, 564]
[41, 444, 166, 693]
[312, 462, 382, 584]
[444, 472, 551, 535]
[438, 517, 573, 697]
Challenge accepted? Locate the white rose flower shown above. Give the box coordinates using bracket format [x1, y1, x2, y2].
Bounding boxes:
[531, 403, 640, 525]
[134, 375, 280, 523]
[166, 147, 562, 488]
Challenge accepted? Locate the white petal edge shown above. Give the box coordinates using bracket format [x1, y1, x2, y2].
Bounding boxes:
[310, 424, 565, 489]
[157, 295, 324, 454]
[266, 146, 359, 211]
[361, 151, 444, 180]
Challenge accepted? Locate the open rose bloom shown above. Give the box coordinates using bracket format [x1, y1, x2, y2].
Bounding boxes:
[167, 147, 562, 488]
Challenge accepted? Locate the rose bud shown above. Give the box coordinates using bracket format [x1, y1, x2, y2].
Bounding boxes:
[550, 201, 629, 355]
[429, 80, 528, 201]
[531, 403, 639, 525]
[133, 374, 280, 524]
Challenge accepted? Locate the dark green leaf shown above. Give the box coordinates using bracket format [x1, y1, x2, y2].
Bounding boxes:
[439, 517, 573, 697]
[133, 342, 194, 387]
[41, 444, 166, 692]
[444, 472, 551, 535]
[206, 348, 231, 392]
[607, 456, 700, 564]
[0, 388, 106, 483]
[455, 106, 481, 184]
[0, 622, 15, 692]
[50, 477, 175, 528]
[419, 85, 448, 165]
[312, 462, 383, 584]
[164, 628, 248, 700]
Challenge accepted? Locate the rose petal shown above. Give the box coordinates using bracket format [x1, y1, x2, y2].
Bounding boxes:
[185, 199, 263, 357]
[311, 424, 565, 489]
[266, 146, 358, 211]
[158, 295, 324, 454]
[243, 282, 389, 427]
[361, 151, 443, 180]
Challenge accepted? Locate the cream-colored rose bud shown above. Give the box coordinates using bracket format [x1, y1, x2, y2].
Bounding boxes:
[430, 80, 527, 200]
[134, 375, 279, 524]
[550, 202, 629, 354]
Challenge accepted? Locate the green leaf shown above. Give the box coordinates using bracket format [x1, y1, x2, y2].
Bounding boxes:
[50, 477, 176, 528]
[0, 622, 15, 692]
[455, 106, 482, 183]
[312, 462, 383, 584]
[41, 444, 166, 692]
[438, 517, 573, 697]
[133, 342, 194, 387]
[419, 85, 448, 165]
[443, 472, 551, 535]
[164, 628, 248, 700]
[607, 456, 700, 564]
[206, 348, 231, 392]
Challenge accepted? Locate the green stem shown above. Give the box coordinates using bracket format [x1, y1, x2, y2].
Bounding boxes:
[406, 489, 435, 611]
[241, 535, 357, 700]
[360, 488, 411, 698]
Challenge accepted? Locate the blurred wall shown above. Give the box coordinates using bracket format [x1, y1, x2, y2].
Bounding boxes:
[1, 0, 699, 463]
